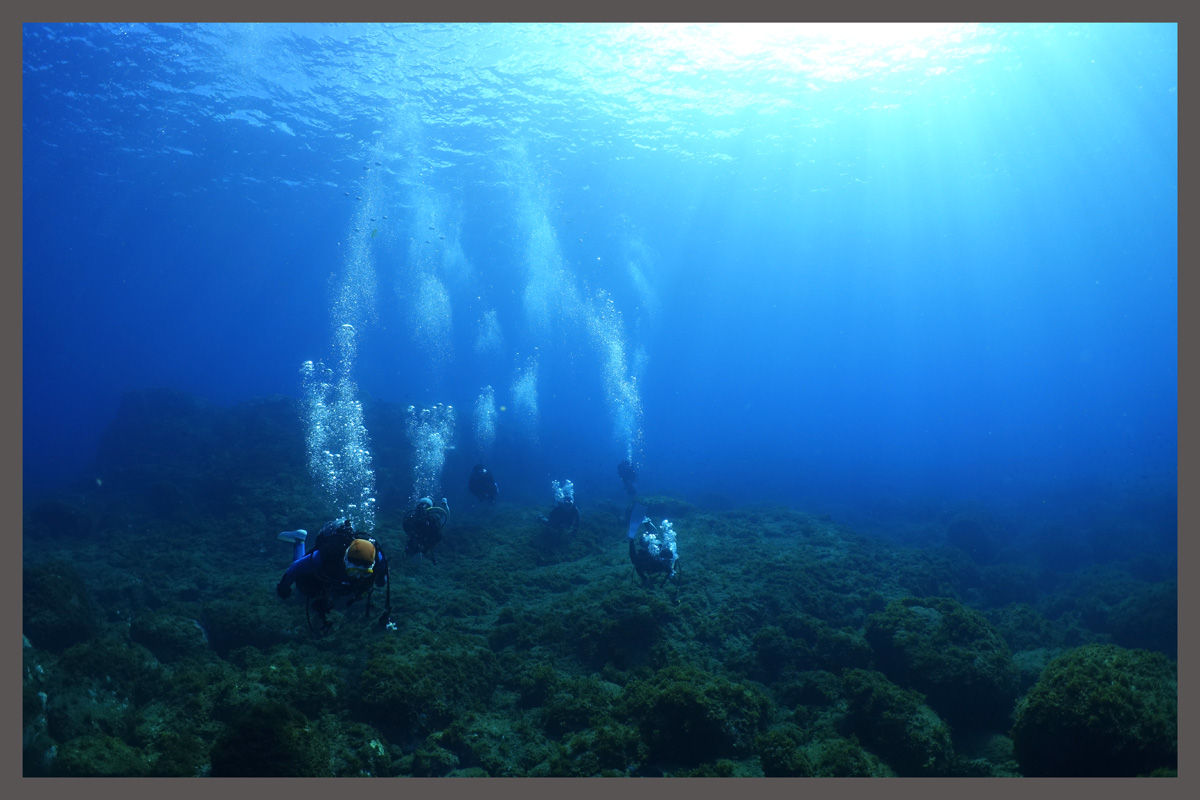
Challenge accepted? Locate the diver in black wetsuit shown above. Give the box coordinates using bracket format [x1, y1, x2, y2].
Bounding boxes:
[626, 507, 677, 581]
[467, 464, 498, 505]
[629, 537, 674, 579]
[403, 497, 449, 564]
[275, 518, 393, 633]
[618, 459, 638, 496]
[544, 497, 580, 536]
[538, 479, 580, 537]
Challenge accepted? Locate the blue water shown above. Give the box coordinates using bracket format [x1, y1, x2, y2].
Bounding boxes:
[23, 23, 1177, 543]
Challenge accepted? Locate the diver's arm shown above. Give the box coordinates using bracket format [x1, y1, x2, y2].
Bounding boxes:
[280, 552, 318, 589]
[278, 552, 319, 596]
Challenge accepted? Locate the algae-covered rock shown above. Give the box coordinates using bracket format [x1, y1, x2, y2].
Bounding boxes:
[328, 723, 396, 778]
[412, 732, 460, 776]
[1010, 646, 1067, 693]
[144, 730, 209, 777]
[129, 611, 211, 662]
[809, 736, 893, 777]
[565, 589, 670, 670]
[439, 711, 552, 777]
[750, 612, 872, 683]
[54, 734, 150, 777]
[356, 637, 500, 735]
[864, 596, 1020, 729]
[620, 665, 769, 765]
[777, 611, 872, 672]
[201, 596, 290, 655]
[256, 658, 347, 720]
[57, 633, 161, 684]
[840, 668, 954, 776]
[552, 715, 643, 775]
[538, 675, 620, 737]
[209, 700, 332, 777]
[44, 636, 160, 743]
[986, 603, 1064, 653]
[757, 724, 814, 777]
[772, 669, 841, 709]
[1108, 580, 1177, 658]
[23, 562, 103, 652]
[1011, 643, 1176, 776]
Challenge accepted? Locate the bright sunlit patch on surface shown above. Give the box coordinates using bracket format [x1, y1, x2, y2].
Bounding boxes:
[615, 22, 985, 83]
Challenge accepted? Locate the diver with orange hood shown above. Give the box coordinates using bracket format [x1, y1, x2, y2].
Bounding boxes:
[276, 518, 392, 633]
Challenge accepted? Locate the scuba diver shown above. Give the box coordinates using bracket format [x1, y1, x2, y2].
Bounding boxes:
[467, 463, 498, 505]
[627, 503, 678, 582]
[276, 518, 393, 634]
[403, 496, 449, 563]
[618, 459, 638, 496]
[538, 479, 580, 537]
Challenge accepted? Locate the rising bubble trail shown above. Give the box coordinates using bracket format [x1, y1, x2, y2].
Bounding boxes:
[300, 322, 376, 533]
[405, 402, 456, 506]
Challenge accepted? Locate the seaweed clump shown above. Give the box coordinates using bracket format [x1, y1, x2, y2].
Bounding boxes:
[22, 563, 103, 653]
[619, 665, 769, 766]
[864, 596, 1019, 730]
[355, 636, 500, 737]
[756, 724, 813, 776]
[839, 668, 955, 776]
[209, 700, 332, 777]
[1011, 644, 1176, 776]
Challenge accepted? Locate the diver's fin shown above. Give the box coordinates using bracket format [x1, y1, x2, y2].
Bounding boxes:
[628, 504, 647, 539]
[277, 529, 308, 543]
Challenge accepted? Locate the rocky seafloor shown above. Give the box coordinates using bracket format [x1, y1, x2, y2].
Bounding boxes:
[22, 389, 1178, 777]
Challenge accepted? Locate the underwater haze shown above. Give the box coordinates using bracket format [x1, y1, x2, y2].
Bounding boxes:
[21, 22, 1179, 780]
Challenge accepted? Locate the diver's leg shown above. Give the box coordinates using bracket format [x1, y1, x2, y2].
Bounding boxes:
[277, 529, 308, 563]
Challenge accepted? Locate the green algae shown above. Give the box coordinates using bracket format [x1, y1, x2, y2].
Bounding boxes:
[20, 392, 1178, 777]
[1011, 643, 1177, 776]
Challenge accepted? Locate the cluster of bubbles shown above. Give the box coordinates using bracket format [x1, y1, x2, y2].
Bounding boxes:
[644, 519, 678, 577]
[405, 402, 456, 507]
[521, 208, 583, 336]
[586, 293, 645, 464]
[474, 309, 504, 359]
[337, 201, 381, 333]
[510, 356, 540, 440]
[625, 239, 661, 320]
[402, 191, 475, 384]
[474, 385, 497, 456]
[298, 146, 658, 525]
[300, 345, 376, 533]
[410, 273, 453, 365]
[551, 479, 575, 504]
[297, 193, 385, 532]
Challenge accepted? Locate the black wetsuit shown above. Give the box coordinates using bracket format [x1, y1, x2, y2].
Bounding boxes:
[281, 547, 388, 600]
[403, 507, 444, 563]
[468, 465, 498, 505]
[546, 500, 580, 535]
[278, 527, 389, 629]
[629, 537, 674, 579]
[618, 459, 637, 496]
